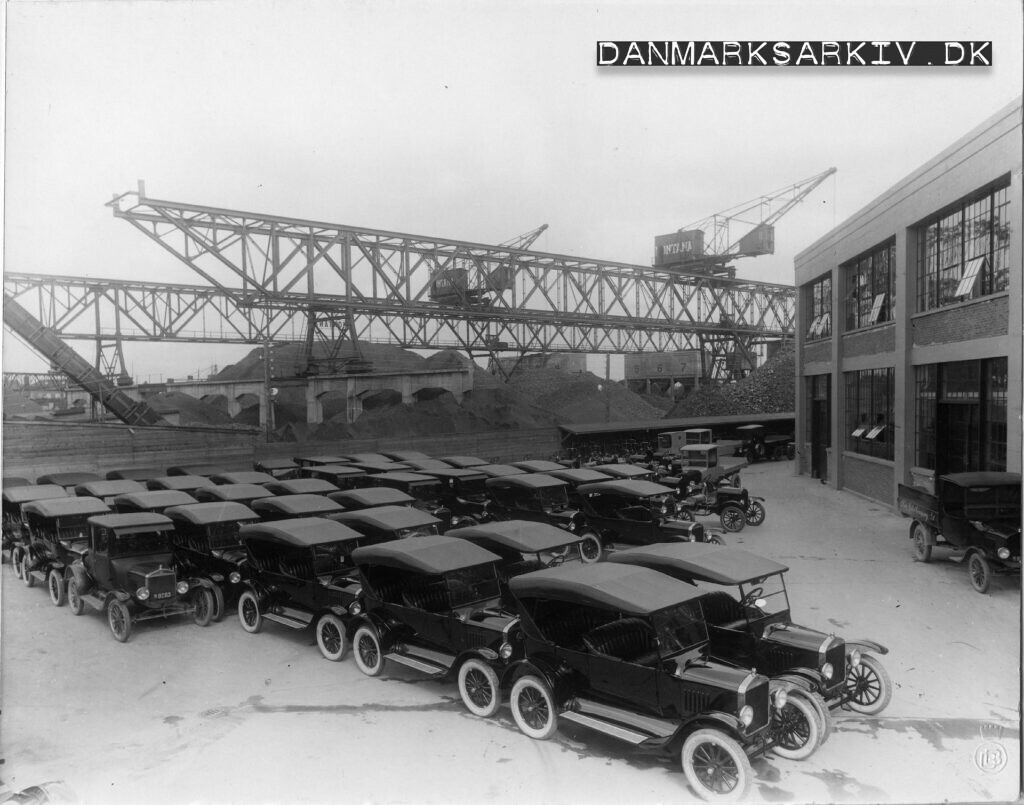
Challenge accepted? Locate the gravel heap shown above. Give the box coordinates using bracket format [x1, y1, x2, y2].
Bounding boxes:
[666, 345, 795, 418]
[508, 368, 665, 424]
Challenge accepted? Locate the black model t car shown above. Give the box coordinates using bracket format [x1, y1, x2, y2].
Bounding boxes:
[163, 501, 262, 620]
[235, 517, 373, 661]
[484, 474, 587, 535]
[336, 504, 443, 541]
[146, 475, 216, 494]
[733, 425, 792, 463]
[112, 490, 199, 515]
[193, 483, 275, 507]
[898, 472, 1022, 593]
[607, 543, 893, 727]
[253, 457, 300, 479]
[547, 467, 613, 506]
[262, 478, 340, 496]
[446, 520, 601, 586]
[66, 512, 216, 642]
[504, 562, 782, 802]
[674, 478, 752, 533]
[370, 471, 453, 527]
[302, 465, 370, 489]
[414, 467, 493, 527]
[251, 494, 346, 522]
[576, 480, 718, 548]
[349, 535, 520, 718]
[327, 486, 416, 511]
[209, 471, 277, 486]
[73, 480, 146, 505]
[105, 467, 163, 482]
[3, 484, 68, 572]
[36, 472, 103, 492]
[19, 496, 111, 605]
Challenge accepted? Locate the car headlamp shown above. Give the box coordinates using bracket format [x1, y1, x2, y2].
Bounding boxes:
[136, 586, 150, 601]
[176, 581, 189, 595]
[348, 601, 362, 615]
[229, 571, 241, 584]
[821, 662, 834, 680]
[772, 689, 788, 710]
[848, 649, 862, 669]
[738, 705, 754, 726]
[499, 642, 513, 659]
[998, 547, 1010, 559]
[567, 520, 577, 532]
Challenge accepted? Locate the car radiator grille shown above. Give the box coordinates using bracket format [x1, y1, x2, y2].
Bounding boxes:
[147, 569, 177, 599]
[825, 642, 846, 695]
[745, 682, 770, 732]
[762, 644, 800, 675]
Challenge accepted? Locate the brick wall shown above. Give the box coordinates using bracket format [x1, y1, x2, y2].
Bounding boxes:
[2, 421, 562, 479]
[842, 453, 894, 505]
[802, 339, 831, 366]
[843, 325, 895, 358]
[913, 296, 1009, 347]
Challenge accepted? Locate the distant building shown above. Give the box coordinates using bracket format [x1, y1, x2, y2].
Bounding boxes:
[794, 98, 1022, 504]
[624, 350, 701, 396]
[493, 353, 588, 375]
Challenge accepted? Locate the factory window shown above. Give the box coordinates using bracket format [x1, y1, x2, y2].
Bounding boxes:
[844, 368, 894, 460]
[913, 357, 1007, 473]
[915, 177, 1012, 312]
[843, 240, 895, 330]
[805, 274, 831, 340]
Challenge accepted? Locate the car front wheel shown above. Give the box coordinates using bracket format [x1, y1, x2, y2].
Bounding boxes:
[579, 533, 602, 563]
[352, 625, 384, 676]
[845, 654, 893, 715]
[238, 590, 263, 634]
[968, 553, 992, 594]
[316, 613, 349, 662]
[680, 728, 752, 802]
[20, 554, 35, 587]
[745, 501, 766, 526]
[48, 569, 67, 606]
[770, 691, 820, 760]
[210, 584, 226, 622]
[509, 675, 558, 740]
[11, 549, 24, 580]
[719, 504, 746, 533]
[107, 600, 133, 643]
[193, 588, 215, 627]
[911, 523, 932, 563]
[457, 658, 501, 718]
[67, 579, 85, 615]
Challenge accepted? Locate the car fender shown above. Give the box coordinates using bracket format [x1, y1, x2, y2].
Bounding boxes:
[909, 520, 936, 545]
[69, 563, 94, 594]
[505, 657, 574, 704]
[454, 648, 501, 677]
[845, 639, 888, 656]
[771, 671, 819, 693]
[109, 589, 132, 605]
[352, 611, 399, 651]
[673, 712, 746, 748]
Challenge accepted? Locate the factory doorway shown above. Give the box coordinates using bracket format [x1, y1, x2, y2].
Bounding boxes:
[809, 374, 830, 480]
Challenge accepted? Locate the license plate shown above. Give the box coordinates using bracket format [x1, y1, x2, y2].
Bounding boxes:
[153, 592, 172, 600]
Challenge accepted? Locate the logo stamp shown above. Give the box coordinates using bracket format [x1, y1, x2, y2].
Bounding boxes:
[973, 741, 1008, 774]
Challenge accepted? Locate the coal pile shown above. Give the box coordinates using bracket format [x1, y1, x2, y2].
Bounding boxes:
[667, 345, 795, 418]
[508, 368, 664, 424]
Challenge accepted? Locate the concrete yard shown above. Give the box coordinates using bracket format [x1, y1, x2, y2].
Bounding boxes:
[1, 460, 1020, 804]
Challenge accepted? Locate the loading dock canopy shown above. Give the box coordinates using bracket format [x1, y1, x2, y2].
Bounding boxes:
[559, 412, 794, 440]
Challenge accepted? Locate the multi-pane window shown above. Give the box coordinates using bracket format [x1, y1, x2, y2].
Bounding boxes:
[915, 178, 1012, 311]
[844, 241, 895, 330]
[805, 274, 832, 340]
[844, 368, 894, 460]
[913, 357, 1007, 472]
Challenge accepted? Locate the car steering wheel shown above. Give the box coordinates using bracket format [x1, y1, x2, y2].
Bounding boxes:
[739, 587, 763, 608]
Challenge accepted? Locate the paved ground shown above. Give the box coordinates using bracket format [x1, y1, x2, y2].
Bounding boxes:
[1, 461, 1020, 804]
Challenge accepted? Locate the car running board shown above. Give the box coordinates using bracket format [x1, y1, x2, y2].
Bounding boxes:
[383, 652, 449, 676]
[562, 698, 679, 745]
[559, 711, 651, 745]
[264, 609, 311, 630]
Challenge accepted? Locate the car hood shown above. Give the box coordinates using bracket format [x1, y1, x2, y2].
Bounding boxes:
[677, 659, 760, 690]
[122, 557, 177, 580]
[763, 622, 834, 652]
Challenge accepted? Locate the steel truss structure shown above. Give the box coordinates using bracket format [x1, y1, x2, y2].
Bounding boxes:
[4, 186, 796, 379]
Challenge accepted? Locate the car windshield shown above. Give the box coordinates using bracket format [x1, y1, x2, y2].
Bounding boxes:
[409, 481, 443, 501]
[456, 478, 487, 496]
[445, 564, 500, 608]
[207, 521, 247, 549]
[313, 541, 355, 576]
[535, 486, 570, 510]
[396, 524, 441, 539]
[960, 484, 1022, 520]
[111, 529, 173, 556]
[738, 573, 789, 620]
[651, 600, 710, 656]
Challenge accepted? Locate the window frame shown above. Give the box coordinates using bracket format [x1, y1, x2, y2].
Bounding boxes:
[844, 368, 894, 460]
[805, 274, 832, 341]
[843, 240, 895, 331]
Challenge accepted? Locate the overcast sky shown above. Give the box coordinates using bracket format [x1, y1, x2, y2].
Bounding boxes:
[3, 0, 1022, 380]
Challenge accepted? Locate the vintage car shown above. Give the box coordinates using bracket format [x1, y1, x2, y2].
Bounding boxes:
[440, 455, 489, 469]
[112, 490, 199, 515]
[36, 472, 103, 492]
[484, 474, 587, 535]
[19, 496, 111, 604]
[164, 501, 261, 620]
[379, 450, 432, 462]
[209, 471, 277, 486]
[3, 484, 69, 571]
[673, 477, 753, 533]
[262, 478, 340, 496]
[402, 458, 461, 472]
[547, 468, 613, 506]
[733, 425, 793, 463]
[251, 494, 346, 522]
[447, 520, 601, 586]
[66, 512, 216, 642]
[2, 476, 31, 488]
[74, 479, 146, 505]
[193, 483, 275, 507]
[369, 471, 453, 526]
[474, 463, 528, 478]
[592, 463, 659, 483]
[607, 543, 893, 725]
[252, 457, 300, 479]
[235, 517, 373, 661]
[293, 454, 350, 468]
[336, 504, 443, 541]
[576, 480, 719, 548]
[511, 460, 567, 474]
[898, 472, 1022, 593]
[328, 486, 417, 511]
[346, 460, 411, 476]
[504, 562, 784, 801]
[413, 466, 493, 527]
[301, 464, 370, 489]
[166, 464, 228, 478]
[342, 452, 396, 464]
[146, 475, 216, 494]
[105, 467, 163, 482]
[349, 535, 519, 718]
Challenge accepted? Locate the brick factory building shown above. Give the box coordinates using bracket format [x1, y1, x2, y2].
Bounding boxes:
[794, 98, 1022, 505]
